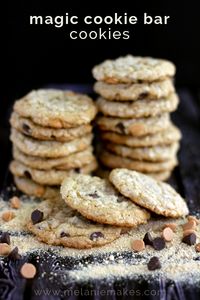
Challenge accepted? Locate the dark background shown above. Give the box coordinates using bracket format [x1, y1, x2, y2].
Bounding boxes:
[2, 0, 200, 186]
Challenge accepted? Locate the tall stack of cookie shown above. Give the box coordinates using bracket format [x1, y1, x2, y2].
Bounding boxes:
[92, 55, 182, 181]
[9, 89, 97, 199]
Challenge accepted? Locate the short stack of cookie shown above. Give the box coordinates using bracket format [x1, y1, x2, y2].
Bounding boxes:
[92, 55, 182, 181]
[9, 89, 98, 199]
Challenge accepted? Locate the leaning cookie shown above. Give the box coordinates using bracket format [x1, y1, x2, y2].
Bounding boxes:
[10, 129, 93, 158]
[61, 174, 150, 227]
[109, 169, 189, 217]
[27, 198, 122, 249]
[94, 78, 175, 101]
[10, 160, 98, 186]
[97, 113, 171, 136]
[13, 146, 95, 170]
[101, 125, 181, 147]
[106, 142, 179, 162]
[92, 55, 175, 83]
[14, 176, 59, 199]
[97, 94, 179, 118]
[99, 151, 178, 173]
[10, 112, 92, 142]
[14, 89, 97, 128]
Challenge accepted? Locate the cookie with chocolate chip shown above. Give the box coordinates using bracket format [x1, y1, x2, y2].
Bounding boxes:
[10, 112, 92, 142]
[109, 168, 189, 218]
[27, 198, 122, 249]
[97, 94, 179, 118]
[97, 113, 171, 137]
[92, 55, 175, 83]
[61, 174, 150, 227]
[10, 128, 93, 158]
[14, 89, 97, 128]
[94, 78, 174, 101]
[10, 160, 98, 185]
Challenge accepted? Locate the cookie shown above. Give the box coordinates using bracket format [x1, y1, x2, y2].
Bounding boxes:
[106, 142, 179, 162]
[97, 94, 179, 118]
[97, 113, 171, 136]
[10, 112, 92, 142]
[13, 146, 95, 170]
[10, 129, 93, 158]
[61, 174, 150, 227]
[10, 160, 98, 185]
[101, 125, 181, 147]
[94, 78, 175, 101]
[99, 151, 178, 173]
[14, 89, 97, 128]
[92, 55, 176, 83]
[94, 166, 171, 181]
[27, 198, 122, 249]
[109, 169, 189, 217]
[14, 176, 59, 199]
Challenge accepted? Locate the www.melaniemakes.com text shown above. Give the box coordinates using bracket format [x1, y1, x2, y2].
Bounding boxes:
[29, 13, 170, 40]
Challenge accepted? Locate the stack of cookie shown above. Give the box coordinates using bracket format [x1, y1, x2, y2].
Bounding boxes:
[9, 89, 97, 199]
[92, 55, 182, 181]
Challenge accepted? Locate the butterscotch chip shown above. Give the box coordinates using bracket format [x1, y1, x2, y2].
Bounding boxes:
[182, 220, 196, 231]
[20, 263, 37, 279]
[2, 211, 15, 222]
[10, 196, 21, 209]
[183, 229, 196, 237]
[163, 223, 177, 232]
[162, 227, 174, 242]
[132, 240, 145, 252]
[187, 215, 200, 225]
[0, 243, 11, 255]
[195, 243, 200, 252]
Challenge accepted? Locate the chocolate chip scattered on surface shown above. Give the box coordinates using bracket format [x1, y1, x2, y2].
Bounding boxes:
[0, 232, 11, 245]
[182, 233, 196, 246]
[31, 209, 44, 224]
[132, 239, 145, 252]
[163, 223, 177, 232]
[8, 246, 21, 260]
[147, 256, 161, 271]
[195, 243, 200, 252]
[10, 196, 21, 209]
[2, 211, 15, 222]
[183, 229, 196, 237]
[152, 237, 166, 250]
[20, 263, 37, 279]
[162, 227, 174, 242]
[0, 243, 11, 256]
[143, 232, 153, 246]
[182, 220, 196, 231]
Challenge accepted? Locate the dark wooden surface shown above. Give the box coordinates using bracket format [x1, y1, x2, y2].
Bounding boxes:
[0, 87, 200, 300]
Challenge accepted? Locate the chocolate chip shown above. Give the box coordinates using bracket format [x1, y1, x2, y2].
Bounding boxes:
[8, 247, 21, 260]
[22, 123, 31, 134]
[51, 135, 56, 139]
[24, 170, 32, 179]
[31, 209, 44, 224]
[138, 92, 149, 99]
[152, 237, 166, 250]
[90, 232, 104, 240]
[88, 192, 99, 198]
[143, 232, 153, 246]
[74, 168, 80, 173]
[182, 233, 196, 245]
[147, 256, 161, 271]
[116, 122, 125, 134]
[60, 232, 70, 238]
[0, 232, 10, 245]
